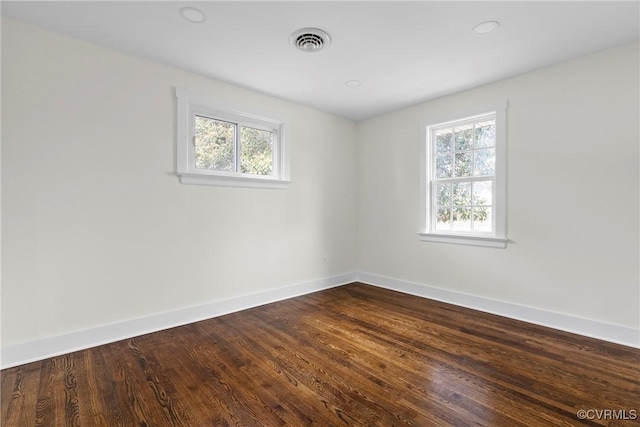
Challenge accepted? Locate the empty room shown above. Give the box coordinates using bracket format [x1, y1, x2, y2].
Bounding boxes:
[1, 1, 639, 426]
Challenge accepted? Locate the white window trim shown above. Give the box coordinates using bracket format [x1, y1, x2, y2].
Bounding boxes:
[418, 102, 508, 248]
[176, 88, 290, 188]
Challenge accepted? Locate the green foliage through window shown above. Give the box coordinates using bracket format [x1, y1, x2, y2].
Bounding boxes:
[432, 117, 496, 232]
[195, 116, 235, 171]
[195, 116, 273, 176]
[240, 126, 273, 176]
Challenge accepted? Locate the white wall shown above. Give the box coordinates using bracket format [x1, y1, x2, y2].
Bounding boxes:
[357, 41, 639, 331]
[1, 18, 358, 348]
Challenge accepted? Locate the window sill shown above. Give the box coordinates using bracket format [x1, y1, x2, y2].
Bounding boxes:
[178, 172, 290, 189]
[418, 232, 508, 248]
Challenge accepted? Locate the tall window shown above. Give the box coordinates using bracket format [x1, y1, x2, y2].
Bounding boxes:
[420, 105, 507, 248]
[176, 89, 289, 188]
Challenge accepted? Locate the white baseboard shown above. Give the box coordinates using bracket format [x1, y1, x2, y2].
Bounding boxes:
[356, 272, 640, 349]
[1, 273, 357, 369]
[3, 271, 637, 369]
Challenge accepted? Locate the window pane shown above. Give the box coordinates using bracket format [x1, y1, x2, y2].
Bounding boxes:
[453, 182, 471, 206]
[474, 120, 495, 148]
[474, 147, 495, 176]
[436, 183, 451, 206]
[454, 152, 472, 177]
[240, 126, 273, 176]
[195, 116, 235, 171]
[435, 129, 453, 153]
[452, 207, 471, 231]
[436, 154, 453, 178]
[435, 207, 452, 231]
[455, 125, 473, 150]
[473, 207, 492, 232]
[473, 181, 492, 206]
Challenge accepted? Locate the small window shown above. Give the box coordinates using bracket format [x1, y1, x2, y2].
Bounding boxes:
[419, 104, 507, 248]
[176, 89, 289, 188]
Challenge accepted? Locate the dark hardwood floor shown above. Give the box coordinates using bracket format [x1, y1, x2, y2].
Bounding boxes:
[2, 283, 639, 426]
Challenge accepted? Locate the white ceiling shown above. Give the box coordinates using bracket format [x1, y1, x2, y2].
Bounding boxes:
[2, 1, 639, 121]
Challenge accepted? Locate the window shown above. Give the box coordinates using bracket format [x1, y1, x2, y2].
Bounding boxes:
[176, 88, 289, 188]
[419, 104, 507, 248]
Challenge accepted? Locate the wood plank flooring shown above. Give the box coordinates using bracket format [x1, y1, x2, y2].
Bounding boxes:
[2, 283, 639, 426]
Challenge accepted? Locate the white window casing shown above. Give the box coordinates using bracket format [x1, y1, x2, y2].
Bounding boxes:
[176, 88, 290, 188]
[419, 102, 508, 248]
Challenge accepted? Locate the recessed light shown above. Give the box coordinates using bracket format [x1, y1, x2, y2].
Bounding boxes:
[345, 80, 362, 88]
[179, 7, 206, 24]
[472, 20, 499, 35]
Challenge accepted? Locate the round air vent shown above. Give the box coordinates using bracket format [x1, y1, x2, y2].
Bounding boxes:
[290, 28, 331, 52]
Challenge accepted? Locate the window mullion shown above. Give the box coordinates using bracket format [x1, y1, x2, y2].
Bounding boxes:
[470, 180, 475, 232]
[234, 123, 240, 173]
[271, 129, 278, 179]
[434, 176, 489, 185]
[469, 118, 477, 233]
[431, 181, 436, 231]
[492, 176, 497, 234]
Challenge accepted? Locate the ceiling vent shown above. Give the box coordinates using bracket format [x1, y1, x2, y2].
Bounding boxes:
[290, 28, 331, 53]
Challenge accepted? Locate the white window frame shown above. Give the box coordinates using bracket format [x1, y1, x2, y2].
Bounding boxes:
[176, 88, 290, 188]
[419, 102, 508, 248]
